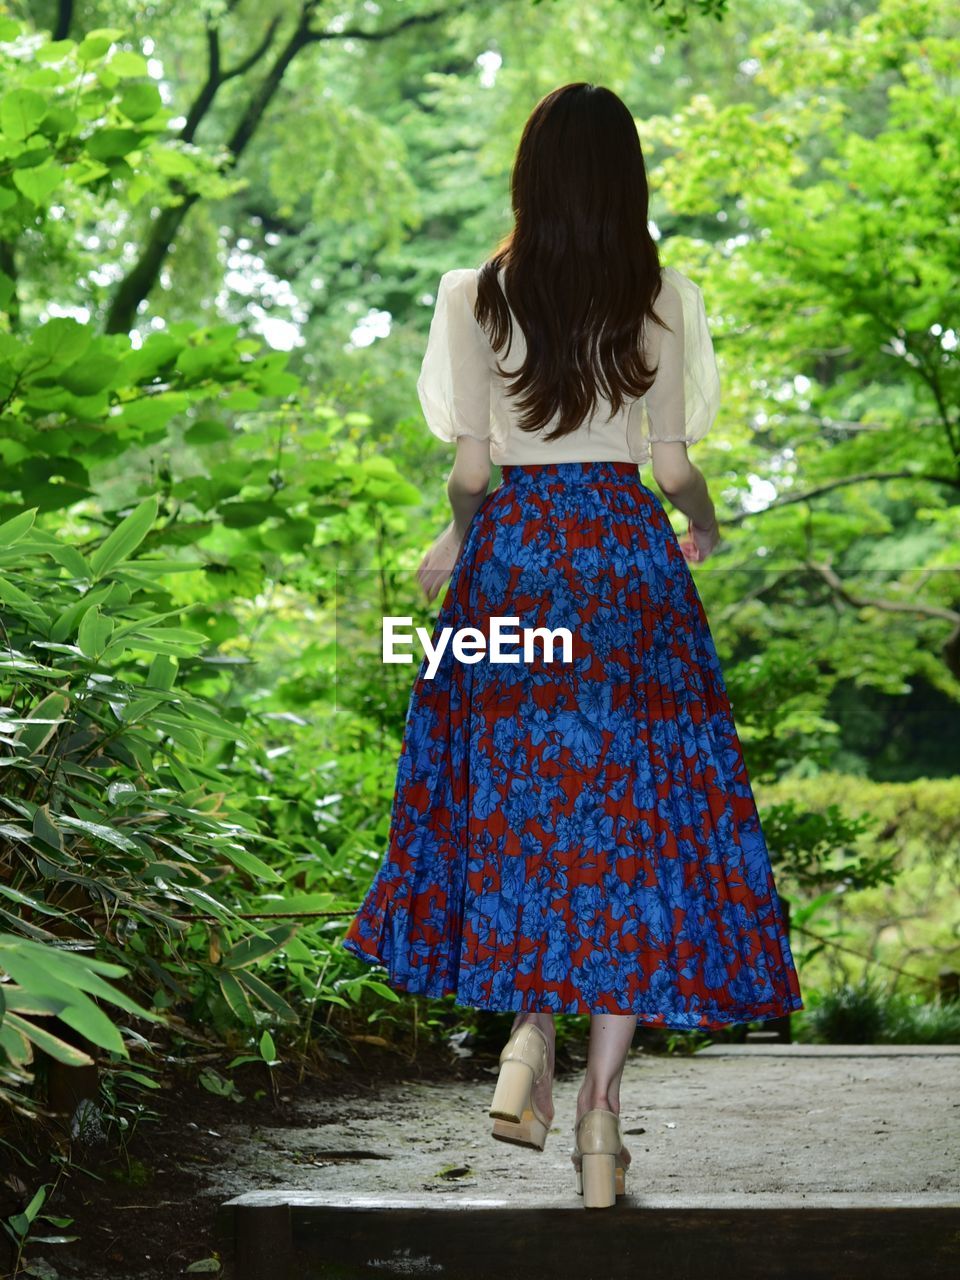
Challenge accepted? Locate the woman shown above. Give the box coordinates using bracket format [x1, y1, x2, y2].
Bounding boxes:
[342, 82, 803, 1209]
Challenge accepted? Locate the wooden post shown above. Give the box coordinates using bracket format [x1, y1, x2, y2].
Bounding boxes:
[43, 1017, 100, 1124]
[233, 1202, 292, 1280]
[938, 969, 959, 1004]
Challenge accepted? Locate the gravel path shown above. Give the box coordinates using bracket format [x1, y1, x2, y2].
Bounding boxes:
[213, 1044, 960, 1206]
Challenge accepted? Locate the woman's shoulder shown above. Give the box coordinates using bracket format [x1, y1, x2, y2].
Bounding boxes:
[432, 268, 482, 313]
[438, 266, 480, 288]
[659, 264, 706, 303]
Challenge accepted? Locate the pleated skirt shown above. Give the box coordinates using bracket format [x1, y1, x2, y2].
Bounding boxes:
[341, 459, 804, 1027]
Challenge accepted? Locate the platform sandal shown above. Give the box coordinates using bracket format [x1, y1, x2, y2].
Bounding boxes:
[570, 1109, 629, 1208]
[488, 1022, 551, 1151]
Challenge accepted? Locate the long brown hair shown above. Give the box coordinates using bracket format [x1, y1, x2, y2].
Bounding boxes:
[474, 83, 669, 440]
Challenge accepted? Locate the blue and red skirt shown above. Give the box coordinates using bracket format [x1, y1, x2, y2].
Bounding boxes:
[342, 459, 804, 1027]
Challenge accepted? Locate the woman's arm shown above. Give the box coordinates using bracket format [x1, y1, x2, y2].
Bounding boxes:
[417, 434, 492, 602]
[643, 272, 722, 561]
[650, 440, 717, 529]
[448, 434, 492, 538]
[651, 441, 720, 562]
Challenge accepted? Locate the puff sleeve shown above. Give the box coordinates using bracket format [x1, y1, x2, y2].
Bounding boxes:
[415, 268, 493, 443]
[643, 265, 720, 447]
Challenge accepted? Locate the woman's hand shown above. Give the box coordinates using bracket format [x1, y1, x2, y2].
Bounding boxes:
[417, 520, 463, 603]
[678, 516, 720, 564]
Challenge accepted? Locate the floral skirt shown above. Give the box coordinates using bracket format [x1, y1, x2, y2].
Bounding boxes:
[341, 459, 804, 1027]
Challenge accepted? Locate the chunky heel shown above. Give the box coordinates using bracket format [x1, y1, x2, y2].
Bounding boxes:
[489, 1058, 533, 1123]
[571, 1107, 628, 1207]
[581, 1152, 617, 1208]
[573, 1158, 626, 1198]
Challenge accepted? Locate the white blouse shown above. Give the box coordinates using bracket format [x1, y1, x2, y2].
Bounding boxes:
[415, 263, 720, 467]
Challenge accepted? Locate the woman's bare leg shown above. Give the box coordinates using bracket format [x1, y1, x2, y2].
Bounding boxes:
[510, 1010, 555, 1128]
[575, 1014, 637, 1162]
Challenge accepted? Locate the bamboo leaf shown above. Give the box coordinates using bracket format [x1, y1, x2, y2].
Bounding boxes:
[77, 605, 114, 659]
[0, 575, 49, 629]
[32, 805, 64, 853]
[216, 970, 255, 1025]
[1, 986, 68, 1016]
[220, 845, 283, 883]
[0, 1018, 31, 1066]
[56, 814, 139, 852]
[0, 907, 62, 943]
[0, 509, 37, 546]
[88, 495, 159, 579]
[234, 970, 299, 1023]
[3, 1012, 94, 1066]
[57, 1001, 126, 1055]
[14, 692, 70, 754]
[223, 924, 297, 970]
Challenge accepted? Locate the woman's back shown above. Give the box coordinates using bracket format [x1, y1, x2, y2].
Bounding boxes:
[345, 86, 803, 1207]
[416, 263, 721, 468]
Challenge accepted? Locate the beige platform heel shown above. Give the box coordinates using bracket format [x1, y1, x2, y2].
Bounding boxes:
[571, 1109, 629, 1208]
[488, 1022, 551, 1151]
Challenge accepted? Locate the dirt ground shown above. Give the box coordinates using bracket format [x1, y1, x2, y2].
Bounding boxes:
[7, 1036, 959, 1279]
[2, 1028, 520, 1280]
[212, 1044, 960, 1207]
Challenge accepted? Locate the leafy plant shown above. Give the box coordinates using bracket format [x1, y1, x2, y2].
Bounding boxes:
[197, 1066, 244, 1103]
[0, 502, 307, 1113]
[759, 802, 897, 893]
[664, 1028, 714, 1056]
[0, 934, 160, 1118]
[1, 1181, 76, 1278]
[881, 994, 960, 1045]
[802, 977, 889, 1044]
[97, 1051, 164, 1171]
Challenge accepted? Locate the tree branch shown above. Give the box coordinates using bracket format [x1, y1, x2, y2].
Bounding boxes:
[53, 0, 74, 41]
[222, 18, 283, 83]
[105, 7, 315, 334]
[178, 23, 222, 145]
[714, 569, 795, 625]
[855, 294, 959, 460]
[222, 10, 318, 165]
[807, 561, 960, 626]
[720, 470, 960, 527]
[180, 13, 282, 145]
[106, 0, 468, 333]
[808, 560, 960, 681]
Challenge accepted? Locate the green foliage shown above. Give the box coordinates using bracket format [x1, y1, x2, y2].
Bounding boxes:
[637, 0, 960, 790]
[0, 502, 315, 1105]
[1, 1179, 76, 1269]
[664, 1028, 714, 1055]
[0, 21, 169, 232]
[0, 0, 957, 1185]
[798, 981, 960, 1045]
[758, 800, 895, 892]
[0, 932, 158, 1121]
[881, 994, 960, 1045]
[802, 976, 889, 1043]
[757, 774, 960, 991]
[0, 308, 300, 516]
